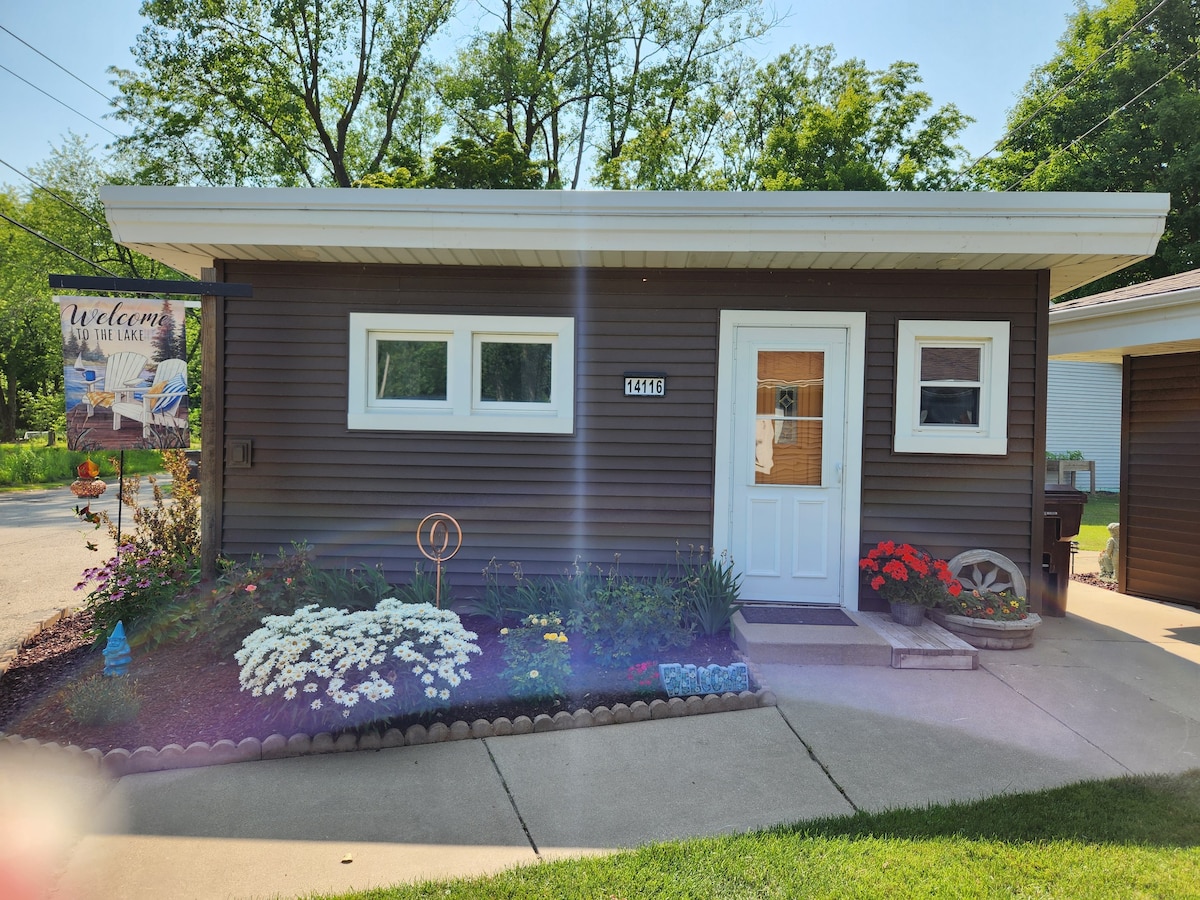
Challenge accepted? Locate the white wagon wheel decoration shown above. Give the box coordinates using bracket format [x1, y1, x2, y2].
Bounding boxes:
[945, 549, 1028, 600]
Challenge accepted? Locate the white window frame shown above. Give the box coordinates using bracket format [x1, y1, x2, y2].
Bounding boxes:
[348, 313, 574, 433]
[894, 320, 1009, 455]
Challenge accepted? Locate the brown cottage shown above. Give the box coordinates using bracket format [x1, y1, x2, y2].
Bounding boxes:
[100, 188, 1168, 614]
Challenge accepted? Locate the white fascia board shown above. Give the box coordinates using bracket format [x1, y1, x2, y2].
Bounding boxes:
[100, 186, 1169, 280]
[1049, 286, 1200, 358]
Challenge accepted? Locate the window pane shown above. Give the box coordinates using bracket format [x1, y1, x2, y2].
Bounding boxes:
[377, 340, 447, 401]
[921, 347, 980, 382]
[920, 386, 980, 425]
[755, 351, 823, 485]
[480, 342, 552, 403]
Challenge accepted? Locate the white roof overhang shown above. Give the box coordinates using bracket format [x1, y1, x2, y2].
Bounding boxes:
[99, 187, 1169, 298]
[1049, 286, 1200, 363]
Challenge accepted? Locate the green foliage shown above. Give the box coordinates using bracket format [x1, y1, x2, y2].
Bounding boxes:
[0, 445, 163, 487]
[77, 544, 199, 647]
[675, 547, 742, 636]
[62, 675, 142, 726]
[76, 450, 202, 643]
[0, 137, 177, 443]
[17, 386, 66, 435]
[499, 613, 573, 700]
[567, 566, 692, 666]
[982, 0, 1200, 294]
[393, 562, 450, 608]
[115, 0, 455, 186]
[458, 558, 556, 626]
[0, 446, 45, 484]
[744, 47, 971, 192]
[1046, 449, 1085, 460]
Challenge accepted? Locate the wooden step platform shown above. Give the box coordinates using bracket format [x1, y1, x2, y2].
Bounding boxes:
[732, 608, 979, 670]
[853, 611, 979, 670]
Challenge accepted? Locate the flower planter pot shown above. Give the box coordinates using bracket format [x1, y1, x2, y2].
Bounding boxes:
[929, 610, 1042, 649]
[888, 601, 927, 627]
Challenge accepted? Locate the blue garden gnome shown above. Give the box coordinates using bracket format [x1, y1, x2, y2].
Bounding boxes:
[103, 620, 132, 677]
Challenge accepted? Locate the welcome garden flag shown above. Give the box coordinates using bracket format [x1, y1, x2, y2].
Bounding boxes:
[58, 296, 190, 450]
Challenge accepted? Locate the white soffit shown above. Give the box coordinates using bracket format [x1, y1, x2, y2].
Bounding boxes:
[1049, 284, 1200, 363]
[100, 186, 1169, 297]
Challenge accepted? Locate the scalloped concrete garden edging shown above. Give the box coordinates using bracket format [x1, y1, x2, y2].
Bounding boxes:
[0, 690, 777, 778]
[2, 607, 776, 777]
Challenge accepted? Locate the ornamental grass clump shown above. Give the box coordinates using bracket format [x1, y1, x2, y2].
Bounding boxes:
[499, 613, 573, 699]
[858, 540, 963, 608]
[234, 599, 481, 729]
[62, 674, 141, 726]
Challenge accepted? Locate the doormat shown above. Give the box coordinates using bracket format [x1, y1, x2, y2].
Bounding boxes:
[739, 606, 856, 626]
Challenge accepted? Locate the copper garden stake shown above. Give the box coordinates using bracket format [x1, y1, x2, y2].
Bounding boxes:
[416, 513, 462, 608]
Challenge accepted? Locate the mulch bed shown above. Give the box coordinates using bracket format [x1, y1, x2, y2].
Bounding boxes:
[0, 609, 748, 754]
[1071, 573, 1121, 592]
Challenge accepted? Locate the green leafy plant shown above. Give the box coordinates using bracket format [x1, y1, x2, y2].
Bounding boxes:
[499, 613, 573, 699]
[62, 675, 141, 725]
[676, 546, 742, 636]
[75, 543, 199, 645]
[1046, 450, 1085, 460]
[567, 564, 693, 666]
[394, 562, 450, 608]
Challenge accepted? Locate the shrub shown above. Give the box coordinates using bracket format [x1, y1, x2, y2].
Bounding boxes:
[1, 447, 45, 485]
[76, 543, 199, 645]
[234, 599, 481, 731]
[567, 567, 692, 666]
[626, 660, 661, 696]
[62, 675, 141, 725]
[500, 613, 573, 699]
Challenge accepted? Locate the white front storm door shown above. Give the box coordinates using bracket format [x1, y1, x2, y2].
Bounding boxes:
[714, 312, 865, 606]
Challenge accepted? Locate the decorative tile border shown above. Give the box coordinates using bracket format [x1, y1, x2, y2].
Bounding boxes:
[0, 689, 777, 777]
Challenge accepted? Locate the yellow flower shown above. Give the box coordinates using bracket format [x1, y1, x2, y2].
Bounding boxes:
[557, 634, 568, 643]
[500, 628, 509, 635]
[528, 669, 539, 679]
[544, 632, 557, 641]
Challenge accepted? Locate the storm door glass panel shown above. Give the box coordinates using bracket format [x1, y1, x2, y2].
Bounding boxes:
[479, 340, 552, 403]
[919, 346, 981, 425]
[754, 351, 823, 485]
[376, 339, 447, 401]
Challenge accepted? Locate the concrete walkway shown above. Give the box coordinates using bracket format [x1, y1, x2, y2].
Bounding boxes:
[2, 580, 1197, 900]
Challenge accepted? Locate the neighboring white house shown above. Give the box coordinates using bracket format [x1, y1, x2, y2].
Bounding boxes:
[1045, 359, 1121, 491]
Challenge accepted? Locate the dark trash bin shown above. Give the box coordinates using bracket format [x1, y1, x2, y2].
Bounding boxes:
[1042, 483, 1087, 617]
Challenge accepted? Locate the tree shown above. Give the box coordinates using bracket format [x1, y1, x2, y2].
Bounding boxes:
[113, 0, 456, 186]
[980, 0, 1200, 293]
[438, 0, 771, 190]
[728, 46, 972, 192]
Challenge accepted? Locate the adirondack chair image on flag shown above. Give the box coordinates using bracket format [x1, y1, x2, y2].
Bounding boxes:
[111, 358, 189, 438]
[83, 351, 148, 420]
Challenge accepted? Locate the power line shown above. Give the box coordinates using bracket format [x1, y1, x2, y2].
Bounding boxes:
[0, 26, 220, 186]
[0, 156, 110, 229]
[0, 155, 198, 282]
[952, 0, 1174, 186]
[0, 209, 120, 277]
[0, 62, 121, 138]
[1005, 51, 1199, 191]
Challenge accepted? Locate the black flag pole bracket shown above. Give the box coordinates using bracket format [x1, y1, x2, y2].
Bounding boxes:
[49, 275, 253, 297]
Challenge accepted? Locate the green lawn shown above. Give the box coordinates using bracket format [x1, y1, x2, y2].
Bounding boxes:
[1077, 492, 1120, 552]
[307, 770, 1200, 899]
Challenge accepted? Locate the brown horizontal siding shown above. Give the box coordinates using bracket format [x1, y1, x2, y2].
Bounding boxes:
[1122, 352, 1200, 606]
[217, 262, 1044, 597]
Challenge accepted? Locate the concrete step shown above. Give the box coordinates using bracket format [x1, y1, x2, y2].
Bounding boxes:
[732, 610, 892, 667]
[732, 608, 979, 670]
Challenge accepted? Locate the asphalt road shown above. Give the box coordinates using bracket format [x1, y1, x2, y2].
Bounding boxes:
[0, 477, 166, 656]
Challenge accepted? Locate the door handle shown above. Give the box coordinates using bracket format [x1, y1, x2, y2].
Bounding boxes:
[835, 462, 843, 485]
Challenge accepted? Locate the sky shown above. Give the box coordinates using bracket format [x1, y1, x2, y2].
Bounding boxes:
[0, 0, 1081, 190]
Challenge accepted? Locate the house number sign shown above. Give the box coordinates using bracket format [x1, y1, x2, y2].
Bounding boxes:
[624, 373, 666, 397]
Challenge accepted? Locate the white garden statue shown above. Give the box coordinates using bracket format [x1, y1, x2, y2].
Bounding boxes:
[1098, 523, 1119, 580]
